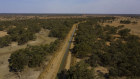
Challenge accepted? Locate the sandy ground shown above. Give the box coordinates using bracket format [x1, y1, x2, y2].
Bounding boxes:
[0, 31, 8, 37]
[0, 29, 56, 79]
[38, 22, 81, 79]
[0, 29, 56, 55]
[64, 33, 76, 70]
[102, 17, 140, 36]
[64, 52, 71, 70]
[94, 66, 109, 74]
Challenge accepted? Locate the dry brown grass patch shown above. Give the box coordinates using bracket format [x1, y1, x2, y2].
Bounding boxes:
[0, 31, 8, 37]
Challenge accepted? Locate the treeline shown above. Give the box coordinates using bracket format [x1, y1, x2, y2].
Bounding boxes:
[9, 39, 60, 72]
[47, 19, 78, 39]
[73, 21, 96, 58]
[120, 20, 131, 24]
[0, 18, 80, 47]
[72, 18, 140, 78]
[98, 17, 116, 23]
[120, 20, 138, 24]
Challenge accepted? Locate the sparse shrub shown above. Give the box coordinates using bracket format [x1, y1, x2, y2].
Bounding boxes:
[120, 20, 131, 24]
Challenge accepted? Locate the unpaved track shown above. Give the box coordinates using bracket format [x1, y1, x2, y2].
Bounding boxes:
[38, 22, 81, 79]
[64, 33, 75, 70]
[65, 52, 71, 70]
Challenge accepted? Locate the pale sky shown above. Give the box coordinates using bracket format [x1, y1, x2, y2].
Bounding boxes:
[0, 0, 140, 14]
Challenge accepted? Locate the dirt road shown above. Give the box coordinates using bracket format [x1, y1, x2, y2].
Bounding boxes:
[38, 22, 80, 79]
[64, 33, 76, 70]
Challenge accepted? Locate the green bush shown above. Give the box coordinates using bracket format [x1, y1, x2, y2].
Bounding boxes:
[118, 28, 130, 37]
[0, 26, 4, 31]
[58, 61, 94, 79]
[9, 39, 60, 72]
[9, 49, 29, 72]
[120, 20, 131, 24]
[0, 35, 11, 48]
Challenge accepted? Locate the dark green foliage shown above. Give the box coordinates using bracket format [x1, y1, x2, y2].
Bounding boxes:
[106, 40, 140, 77]
[120, 20, 131, 24]
[73, 22, 96, 58]
[73, 18, 116, 58]
[58, 61, 94, 79]
[118, 28, 130, 37]
[8, 18, 80, 72]
[27, 46, 47, 67]
[67, 61, 94, 79]
[9, 49, 29, 72]
[0, 19, 41, 46]
[73, 18, 140, 78]
[0, 35, 11, 48]
[104, 25, 118, 34]
[0, 18, 78, 47]
[17, 32, 34, 45]
[125, 35, 139, 42]
[0, 26, 4, 31]
[7, 27, 35, 45]
[48, 19, 77, 39]
[9, 39, 60, 72]
[88, 25, 140, 77]
[49, 39, 60, 53]
[98, 17, 116, 23]
[73, 43, 92, 58]
[88, 54, 100, 67]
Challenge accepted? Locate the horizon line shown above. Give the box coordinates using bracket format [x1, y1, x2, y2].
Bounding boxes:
[0, 13, 140, 15]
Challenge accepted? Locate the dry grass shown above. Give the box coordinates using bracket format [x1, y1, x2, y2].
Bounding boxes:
[101, 16, 140, 37]
[0, 29, 57, 79]
[94, 66, 109, 74]
[0, 31, 8, 37]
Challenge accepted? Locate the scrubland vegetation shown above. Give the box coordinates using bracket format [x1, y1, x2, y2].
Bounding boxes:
[9, 40, 60, 72]
[58, 61, 94, 79]
[61, 17, 140, 79]
[120, 20, 131, 24]
[0, 18, 82, 73]
[0, 16, 140, 79]
[0, 19, 79, 47]
[120, 20, 138, 24]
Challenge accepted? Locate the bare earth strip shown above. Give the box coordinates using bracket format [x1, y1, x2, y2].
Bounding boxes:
[64, 52, 71, 70]
[38, 22, 80, 79]
[64, 33, 76, 70]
